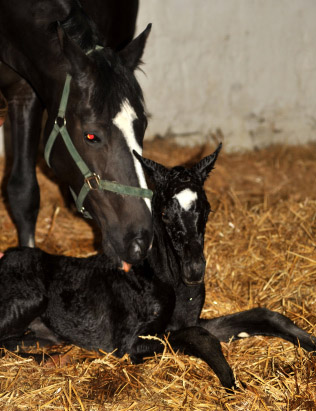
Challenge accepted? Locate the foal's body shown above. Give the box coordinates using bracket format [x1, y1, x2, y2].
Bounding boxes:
[0, 147, 315, 390]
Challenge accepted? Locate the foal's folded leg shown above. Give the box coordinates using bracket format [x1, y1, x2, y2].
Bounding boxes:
[199, 307, 316, 352]
[130, 326, 236, 391]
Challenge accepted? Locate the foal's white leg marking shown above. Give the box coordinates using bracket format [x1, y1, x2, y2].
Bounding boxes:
[237, 332, 250, 338]
[27, 236, 35, 247]
[113, 99, 151, 211]
[173, 189, 198, 211]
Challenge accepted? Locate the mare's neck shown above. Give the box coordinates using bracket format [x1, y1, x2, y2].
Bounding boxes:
[0, 4, 96, 105]
[1, 19, 64, 99]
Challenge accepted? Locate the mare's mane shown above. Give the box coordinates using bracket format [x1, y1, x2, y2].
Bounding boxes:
[59, 2, 145, 117]
[61, 1, 100, 54]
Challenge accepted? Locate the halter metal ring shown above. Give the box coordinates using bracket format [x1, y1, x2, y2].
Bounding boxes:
[55, 116, 66, 127]
[85, 173, 100, 190]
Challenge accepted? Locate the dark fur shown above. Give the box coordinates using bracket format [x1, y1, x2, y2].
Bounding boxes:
[0, 145, 315, 390]
[0, 0, 152, 266]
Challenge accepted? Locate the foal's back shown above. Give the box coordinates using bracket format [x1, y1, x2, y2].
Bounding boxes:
[43, 253, 173, 353]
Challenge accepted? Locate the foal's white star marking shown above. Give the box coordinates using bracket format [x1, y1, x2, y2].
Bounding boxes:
[173, 189, 198, 211]
[113, 99, 151, 211]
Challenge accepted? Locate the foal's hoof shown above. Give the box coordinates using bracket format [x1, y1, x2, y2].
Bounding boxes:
[224, 378, 246, 394]
[43, 352, 73, 368]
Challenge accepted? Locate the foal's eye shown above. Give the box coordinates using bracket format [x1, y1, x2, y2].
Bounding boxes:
[84, 133, 101, 143]
[161, 211, 171, 224]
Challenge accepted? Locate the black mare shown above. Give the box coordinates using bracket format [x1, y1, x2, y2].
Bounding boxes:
[0, 145, 315, 390]
[0, 0, 153, 268]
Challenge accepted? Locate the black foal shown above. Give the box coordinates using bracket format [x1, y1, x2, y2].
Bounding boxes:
[0, 144, 315, 390]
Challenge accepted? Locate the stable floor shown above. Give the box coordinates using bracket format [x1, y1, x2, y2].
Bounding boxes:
[0, 139, 316, 410]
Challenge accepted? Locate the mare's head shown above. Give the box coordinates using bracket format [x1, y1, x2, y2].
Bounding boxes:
[44, 8, 153, 267]
[135, 144, 222, 285]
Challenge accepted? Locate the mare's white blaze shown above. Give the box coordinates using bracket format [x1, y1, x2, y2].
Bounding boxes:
[113, 99, 151, 211]
[173, 189, 198, 211]
[237, 332, 250, 338]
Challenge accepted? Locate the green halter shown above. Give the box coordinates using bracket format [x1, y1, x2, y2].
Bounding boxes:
[44, 49, 153, 219]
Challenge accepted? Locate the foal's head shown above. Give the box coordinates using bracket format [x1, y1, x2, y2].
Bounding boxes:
[135, 144, 222, 285]
[44, 7, 153, 267]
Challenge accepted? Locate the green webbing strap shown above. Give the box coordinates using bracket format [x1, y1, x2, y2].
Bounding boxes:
[98, 180, 153, 198]
[86, 45, 104, 55]
[69, 186, 93, 219]
[59, 126, 93, 178]
[71, 178, 153, 219]
[57, 73, 71, 118]
[44, 74, 72, 167]
[44, 123, 59, 168]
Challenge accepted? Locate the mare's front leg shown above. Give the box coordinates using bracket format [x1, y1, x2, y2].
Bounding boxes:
[130, 326, 236, 391]
[199, 307, 316, 352]
[3, 79, 43, 247]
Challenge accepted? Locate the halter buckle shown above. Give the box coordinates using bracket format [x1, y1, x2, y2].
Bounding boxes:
[85, 173, 100, 190]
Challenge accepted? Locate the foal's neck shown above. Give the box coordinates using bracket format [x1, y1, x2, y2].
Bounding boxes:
[148, 216, 182, 288]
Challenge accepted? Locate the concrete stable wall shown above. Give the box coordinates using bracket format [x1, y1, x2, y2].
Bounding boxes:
[136, 0, 316, 151]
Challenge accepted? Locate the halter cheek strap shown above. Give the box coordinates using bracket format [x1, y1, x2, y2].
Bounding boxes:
[44, 47, 153, 219]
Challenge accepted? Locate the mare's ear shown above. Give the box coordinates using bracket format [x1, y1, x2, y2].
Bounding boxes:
[57, 24, 90, 74]
[119, 24, 152, 71]
[133, 150, 168, 183]
[192, 143, 222, 182]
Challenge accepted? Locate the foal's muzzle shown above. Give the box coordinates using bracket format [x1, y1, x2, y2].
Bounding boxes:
[181, 252, 206, 286]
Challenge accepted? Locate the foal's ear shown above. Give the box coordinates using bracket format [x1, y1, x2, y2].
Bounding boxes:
[133, 150, 168, 183]
[119, 24, 152, 71]
[192, 143, 222, 182]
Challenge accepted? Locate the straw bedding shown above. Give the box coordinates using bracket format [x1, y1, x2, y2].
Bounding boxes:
[0, 139, 315, 410]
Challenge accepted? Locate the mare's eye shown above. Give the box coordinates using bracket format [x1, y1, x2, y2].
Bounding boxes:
[84, 133, 101, 143]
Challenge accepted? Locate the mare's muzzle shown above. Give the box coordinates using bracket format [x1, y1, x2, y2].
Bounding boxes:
[102, 228, 152, 267]
[128, 236, 148, 263]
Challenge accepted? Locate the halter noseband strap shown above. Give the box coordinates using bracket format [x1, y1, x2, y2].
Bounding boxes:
[44, 46, 153, 219]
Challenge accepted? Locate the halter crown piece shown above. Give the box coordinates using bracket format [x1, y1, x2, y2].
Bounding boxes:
[44, 45, 153, 219]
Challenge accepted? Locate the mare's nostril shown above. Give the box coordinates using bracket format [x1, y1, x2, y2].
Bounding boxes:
[128, 237, 146, 262]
